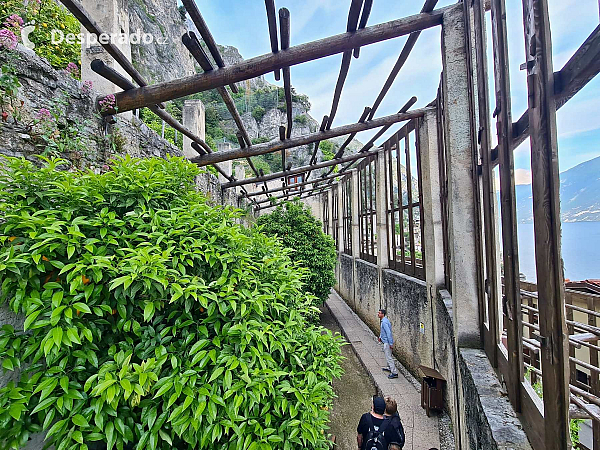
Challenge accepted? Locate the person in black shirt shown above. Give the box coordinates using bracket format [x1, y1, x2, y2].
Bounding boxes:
[356, 396, 402, 449]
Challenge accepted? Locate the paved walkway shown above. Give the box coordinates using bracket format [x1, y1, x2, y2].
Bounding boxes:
[326, 290, 441, 450]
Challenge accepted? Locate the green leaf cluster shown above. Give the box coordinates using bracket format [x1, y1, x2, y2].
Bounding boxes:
[0, 156, 343, 449]
[256, 201, 337, 306]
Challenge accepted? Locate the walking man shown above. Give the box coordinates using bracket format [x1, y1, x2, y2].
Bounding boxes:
[378, 309, 398, 379]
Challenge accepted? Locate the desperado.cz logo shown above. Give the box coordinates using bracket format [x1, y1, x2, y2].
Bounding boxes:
[51, 30, 169, 46]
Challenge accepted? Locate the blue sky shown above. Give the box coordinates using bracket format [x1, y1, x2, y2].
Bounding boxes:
[193, 0, 600, 182]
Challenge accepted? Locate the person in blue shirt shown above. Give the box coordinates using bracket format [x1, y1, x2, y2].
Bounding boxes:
[378, 309, 398, 378]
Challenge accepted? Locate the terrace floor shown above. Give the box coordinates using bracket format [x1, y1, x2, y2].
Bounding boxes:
[325, 290, 442, 450]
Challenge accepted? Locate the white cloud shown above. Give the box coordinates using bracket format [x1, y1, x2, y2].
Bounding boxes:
[515, 168, 532, 185]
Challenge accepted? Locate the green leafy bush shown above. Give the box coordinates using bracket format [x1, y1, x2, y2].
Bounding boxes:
[0, 156, 343, 449]
[251, 106, 266, 123]
[319, 141, 335, 162]
[293, 115, 307, 126]
[1, 0, 81, 70]
[256, 201, 336, 306]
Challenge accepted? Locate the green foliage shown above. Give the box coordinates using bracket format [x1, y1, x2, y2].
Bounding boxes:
[319, 141, 335, 161]
[251, 137, 270, 145]
[1, 0, 81, 70]
[251, 106, 266, 123]
[0, 156, 343, 449]
[252, 152, 281, 176]
[0, 61, 21, 122]
[139, 105, 183, 150]
[256, 201, 337, 306]
[293, 115, 308, 126]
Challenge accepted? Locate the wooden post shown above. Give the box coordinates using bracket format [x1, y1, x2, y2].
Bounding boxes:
[522, 0, 570, 447]
[490, 0, 524, 411]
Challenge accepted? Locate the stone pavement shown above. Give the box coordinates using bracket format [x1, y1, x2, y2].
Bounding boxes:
[326, 290, 441, 450]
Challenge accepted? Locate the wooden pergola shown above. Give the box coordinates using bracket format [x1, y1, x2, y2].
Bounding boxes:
[56, 0, 600, 448]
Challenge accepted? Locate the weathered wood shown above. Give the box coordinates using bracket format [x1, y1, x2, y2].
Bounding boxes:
[111, 9, 447, 114]
[90, 59, 212, 154]
[491, 24, 600, 166]
[338, 97, 417, 174]
[256, 188, 326, 211]
[405, 135, 415, 272]
[305, 115, 330, 182]
[182, 32, 260, 176]
[279, 8, 293, 140]
[491, 0, 523, 411]
[223, 147, 382, 189]
[522, 0, 570, 447]
[354, 0, 373, 57]
[181, 0, 238, 93]
[191, 108, 431, 166]
[245, 172, 344, 196]
[265, 0, 281, 81]
[326, 0, 363, 129]
[368, 0, 439, 119]
[254, 185, 326, 205]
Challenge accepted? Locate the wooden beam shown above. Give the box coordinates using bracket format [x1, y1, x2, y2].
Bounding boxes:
[245, 172, 345, 196]
[111, 9, 447, 114]
[182, 32, 261, 177]
[223, 147, 382, 189]
[337, 96, 417, 175]
[181, 0, 238, 93]
[522, 0, 570, 446]
[254, 185, 326, 205]
[265, 0, 280, 81]
[279, 8, 293, 140]
[304, 115, 329, 181]
[256, 188, 328, 211]
[491, 24, 600, 165]
[354, 0, 374, 58]
[191, 107, 431, 166]
[368, 0, 439, 119]
[490, 0, 523, 411]
[326, 0, 363, 129]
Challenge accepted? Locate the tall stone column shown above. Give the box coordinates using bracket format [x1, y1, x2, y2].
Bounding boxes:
[80, 0, 131, 119]
[216, 142, 233, 184]
[375, 149, 389, 268]
[441, 4, 481, 348]
[182, 100, 206, 160]
[419, 111, 445, 291]
[327, 188, 334, 238]
[351, 169, 361, 260]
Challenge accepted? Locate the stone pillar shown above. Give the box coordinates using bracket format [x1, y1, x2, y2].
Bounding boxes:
[375, 149, 389, 268]
[327, 188, 334, 237]
[337, 182, 344, 253]
[419, 111, 445, 290]
[234, 164, 245, 197]
[441, 4, 480, 348]
[182, 100, 206, 159]
[351, 169, 361, 260]
[216, 145, 233, 185]
[80, 0, 131, 119]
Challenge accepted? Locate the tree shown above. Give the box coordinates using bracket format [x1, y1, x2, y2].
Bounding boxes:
[256, 200, 337, 305]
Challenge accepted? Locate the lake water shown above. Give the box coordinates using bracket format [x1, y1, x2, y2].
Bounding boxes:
[517, 221, 600, 282]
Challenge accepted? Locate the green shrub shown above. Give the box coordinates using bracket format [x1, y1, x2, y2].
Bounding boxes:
[293, 115, 308, 126]
[0, 156, 343, 449]
[251, 106, 266, 123]
[256, 200, 337, 305]
[319, 141, 335, 161]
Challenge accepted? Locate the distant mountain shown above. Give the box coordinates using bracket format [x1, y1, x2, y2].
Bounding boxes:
[513, 156, 600, 223]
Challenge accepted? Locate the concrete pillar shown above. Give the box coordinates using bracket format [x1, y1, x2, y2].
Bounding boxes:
[183, 100, 206, 160]
[420, 111, 445, 290]
[375, 149, 389, 268]
[80, 0, 131, 119]
[441, 4, 480, 348]
[327, 189, 334, 238]
[234, 165, 245, 197]
[337, 182, 344, 253]
[351, 169, 361, 259]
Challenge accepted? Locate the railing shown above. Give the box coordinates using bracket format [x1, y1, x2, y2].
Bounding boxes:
[357, 154, 377, 263]
[342, 173, 352, 256]
[382, 118, 425, 280]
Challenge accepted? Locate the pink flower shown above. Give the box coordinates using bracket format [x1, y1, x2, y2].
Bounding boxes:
[35, 108, 52, 121]
[98, 94, 116, 112]
[81, 80, 93, 94]
[4, 15, 24, 30]
[0, 29, 18, 50]
[66, 62, 80, 77]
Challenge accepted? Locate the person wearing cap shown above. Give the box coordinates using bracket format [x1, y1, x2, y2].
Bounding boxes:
[356, 396, 402, 449]
[378, 309, 398, 378]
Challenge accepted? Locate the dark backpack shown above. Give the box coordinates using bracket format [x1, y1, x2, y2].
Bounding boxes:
[363, 414, 390, 450]
[388, 413, 405, 448]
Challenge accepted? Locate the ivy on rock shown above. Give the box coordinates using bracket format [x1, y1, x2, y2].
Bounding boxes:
[0, 155, 343, 449]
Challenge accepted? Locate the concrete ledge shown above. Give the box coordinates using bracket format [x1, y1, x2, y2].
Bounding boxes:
[459, 349, 532, 450]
